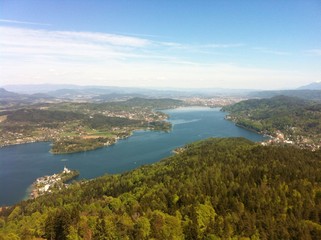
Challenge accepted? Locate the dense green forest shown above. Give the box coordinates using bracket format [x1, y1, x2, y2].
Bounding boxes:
[222, 96, 321, 144]
[51, 137, 114, 154]
[1, 138, 321, 239]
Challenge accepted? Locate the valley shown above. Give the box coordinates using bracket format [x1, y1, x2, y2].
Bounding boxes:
[1, 86, 321, 239]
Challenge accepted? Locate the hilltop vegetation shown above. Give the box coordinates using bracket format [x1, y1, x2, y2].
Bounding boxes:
[1, 138, 321, 239]
[222, 96, 321, 149]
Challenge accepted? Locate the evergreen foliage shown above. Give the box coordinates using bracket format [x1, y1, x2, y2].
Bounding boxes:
[222, 95, 321, 140]
[1, 138, 321, 239]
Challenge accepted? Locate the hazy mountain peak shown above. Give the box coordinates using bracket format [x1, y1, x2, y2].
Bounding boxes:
[0, 88, 20, 97]
[298, 82, 321, 90]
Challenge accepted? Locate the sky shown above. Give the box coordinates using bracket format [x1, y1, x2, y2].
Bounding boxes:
[0, 0, 321, 90]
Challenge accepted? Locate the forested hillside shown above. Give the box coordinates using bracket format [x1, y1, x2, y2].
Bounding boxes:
[222, 96, 321, 149]
[1, 138, 321, 239]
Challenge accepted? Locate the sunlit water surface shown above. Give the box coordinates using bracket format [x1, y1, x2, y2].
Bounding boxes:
[0, 107, 265, 205]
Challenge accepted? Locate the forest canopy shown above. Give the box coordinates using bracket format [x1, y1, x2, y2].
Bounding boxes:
[222, 96, 321, 144]
[1, 137, 321, 239]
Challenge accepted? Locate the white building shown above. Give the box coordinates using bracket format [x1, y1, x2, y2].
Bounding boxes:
[63, 166, 71, 174]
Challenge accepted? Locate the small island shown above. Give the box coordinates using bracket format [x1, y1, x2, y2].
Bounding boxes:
[30, 167, 79, 199]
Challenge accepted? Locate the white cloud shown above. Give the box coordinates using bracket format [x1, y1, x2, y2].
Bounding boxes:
[0, 26, 244, 65]
[0, 19, 51, 26]
[0, 26, 150, 58]
[158, 41, 244, 52]
[0, 26, 316, 89]
[53, 30, 151, 47]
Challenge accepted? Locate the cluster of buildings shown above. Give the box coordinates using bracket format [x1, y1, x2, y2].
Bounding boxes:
[183, 96, 247, 107]
[261, 130, 321, 151]
[95, 108, 167, 122]
[30, 167, 76, 199]
[0, 127, 64, 147]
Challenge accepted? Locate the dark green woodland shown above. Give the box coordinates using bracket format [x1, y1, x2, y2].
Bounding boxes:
[222, 96, 321, 145]
[1, 138, 321, 239]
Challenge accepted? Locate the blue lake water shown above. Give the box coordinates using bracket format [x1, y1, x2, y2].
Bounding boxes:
[0, 107, 265, 206]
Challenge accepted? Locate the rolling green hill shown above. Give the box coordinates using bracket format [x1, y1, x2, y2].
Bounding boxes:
[1, 138, 321, 239]
[222, 96, 321, 148]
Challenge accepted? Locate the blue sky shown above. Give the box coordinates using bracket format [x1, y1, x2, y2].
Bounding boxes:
[0, 0, 321, 89]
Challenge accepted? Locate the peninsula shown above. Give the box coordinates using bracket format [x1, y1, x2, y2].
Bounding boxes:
[29, 167, 79, 199]
[222, 95, 321, 151]
[0, 97, 183, 153]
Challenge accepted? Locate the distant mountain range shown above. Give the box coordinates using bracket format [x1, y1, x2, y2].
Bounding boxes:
[247, 82, 321, 101]
[3, 82, 321, 102]
[1, 84, 252, 98]
[298, 81, 321, 90]
[0, 88, 54, 106]
[2, 84, 84, 94]
[248, 90, 321, 101]
[0, 88, 20, 98]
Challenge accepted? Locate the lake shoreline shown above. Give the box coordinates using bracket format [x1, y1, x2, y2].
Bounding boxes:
[0, 107, 265, 206]
[25, 167, 80, 201]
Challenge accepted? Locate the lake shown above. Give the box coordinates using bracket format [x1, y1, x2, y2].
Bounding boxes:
[0, 107, 265, 206]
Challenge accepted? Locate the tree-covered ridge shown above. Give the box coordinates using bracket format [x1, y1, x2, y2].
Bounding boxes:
[47, 97, 184, 113]
[222, 95, 321, 149]
[249, 90, 321, 101]
[1, 138, 321, 239]
[0, 98, 181, 153]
